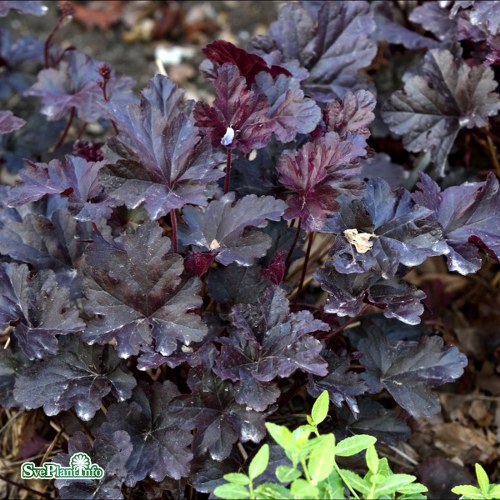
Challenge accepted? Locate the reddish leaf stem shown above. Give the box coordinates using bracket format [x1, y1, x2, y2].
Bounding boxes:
[53, 107, 75, 150]
[223, 148, 232, 194]
[285, 217, 302, 277]
[294, 231, 314, 306]
[170, 209, 178, 254]
[44, 2, 74, 69]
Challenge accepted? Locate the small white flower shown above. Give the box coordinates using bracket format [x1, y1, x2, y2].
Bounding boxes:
[220, 126, 235, 146]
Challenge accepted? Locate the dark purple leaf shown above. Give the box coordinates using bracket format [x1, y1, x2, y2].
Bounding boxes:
[315, 261, 427, 325]
[25, 51, 136, 122]
[207, 264, 270, 305]
[0, 110, 64, 173]
[382, 46, 500, 176]
[194, 63, 274, 153]
[14, 336, 135, 420]
[214, 287, 328, 411]
[179, 193, 285, 266]
[360, 153, 408, 190]
[335, 399, 411, 445]
[0, 208, 88, 295]
[468, 1, 500, 36]
[0, 263, 84, 359]
[252, 1, 377, 100]
[252, 72, 321, 142]
[7, 155, 109, 221]
[0, 348, 25, 408]
[409, 2, 489, 42]
[372, 2, 440, 49]
[82, 222, 207, 360]
[323, 178, 446, 278]
[104, 76, 223, 219]
[100, 381, 193, 485]
[413, 172, 500, 274]
[356, 327, 468, 417]
[308, 350, 367, 416]
[0, 1, 47, 17]
[276, 132, 366, 231]
[0, 110, 25, 134]
[54, 430, 132, 500]
[228, 147, 281, 197]
[202, 39, 291, 85]
[169, 364, 267, 461]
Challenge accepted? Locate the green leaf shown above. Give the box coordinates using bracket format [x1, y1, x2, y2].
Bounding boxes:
[213, 483, 250, 499]
[366, 445, 379, 474]
[290, 478, 319, 499]
[374, 474, 418, 496]
[308, 434, 336, 484]
[311, 390, 329, 426]
[254, 482, 291, 499]
[266, 423, 295, 451]
[397, 482, 428, 494]
[249, 444, 269, 481]
[369, 473, 387, 486]
[451, 485, 485, 499]
[490, 484, 500, 497]
[275, 465, 301, 483]
[292, 426, 312, 447]
[399, 493, 427, 500]
[223, 473, 250, 485]
[476, 464, 490, 495]
[377, 457, 391, 477]
[335, 434, 377, 457]
[318, 471, 344, 500]
[339, 469, 371, 496]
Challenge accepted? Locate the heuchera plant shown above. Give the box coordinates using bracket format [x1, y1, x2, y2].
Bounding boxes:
[1, 1, 499, 498]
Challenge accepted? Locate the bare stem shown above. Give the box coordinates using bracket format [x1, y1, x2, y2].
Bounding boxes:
[223, 148, 232, 194]
[294, 231, 314, 306]
[285, 218, 302, 277]
[53, 107, 75, 150]
[170, 209, 178, 253]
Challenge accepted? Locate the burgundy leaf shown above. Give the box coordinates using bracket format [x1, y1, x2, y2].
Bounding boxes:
[202, 40, 291, 85]
[194, 63, 275, 153]
[261, 250, 286, 285]
[276, 131, 366, 231]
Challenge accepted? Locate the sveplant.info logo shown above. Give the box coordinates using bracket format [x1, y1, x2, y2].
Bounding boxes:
[21, 452, 104, 480]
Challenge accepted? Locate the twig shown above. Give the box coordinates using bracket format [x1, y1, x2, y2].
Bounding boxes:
[294, 232, 314, 306]
[285, 218, 302, 277]
[484, 127, 500, 176]
[237, 442, 248, 461]
[0, 474, 51, 498]
[40, 428, 62, 466]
